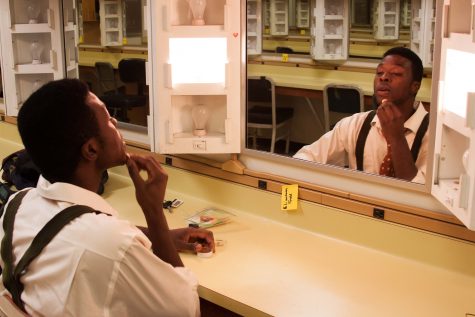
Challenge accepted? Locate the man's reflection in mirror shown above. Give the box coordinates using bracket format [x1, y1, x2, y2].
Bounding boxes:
[294, 47, 429, 184]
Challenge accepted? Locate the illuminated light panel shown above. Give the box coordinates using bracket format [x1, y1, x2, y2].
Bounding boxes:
[169, 38, 227, 85]
[443, 49, 475, 118]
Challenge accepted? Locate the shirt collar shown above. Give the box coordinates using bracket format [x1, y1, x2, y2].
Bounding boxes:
[36, 175, 118, 216]
[372, 101, 428, 133]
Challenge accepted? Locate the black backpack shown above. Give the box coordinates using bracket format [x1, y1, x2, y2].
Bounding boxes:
[0, 149, 109, 212]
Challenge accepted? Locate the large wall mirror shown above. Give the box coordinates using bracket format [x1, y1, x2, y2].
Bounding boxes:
[75, 0, 149, 144]
[245, 0, 437, 190]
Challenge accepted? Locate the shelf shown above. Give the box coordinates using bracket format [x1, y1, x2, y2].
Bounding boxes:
[15, 63, 54, 74]
[168, 25, 226, 36]
[12, 23, 50, 33]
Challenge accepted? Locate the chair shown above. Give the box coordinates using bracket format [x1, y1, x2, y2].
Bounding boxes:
[97, 58, 147, 122]
[247, 76, 294, 154]
[94, 61, 123, 96]
[323, 84, 364, 132]
[275, 46, 294, 54]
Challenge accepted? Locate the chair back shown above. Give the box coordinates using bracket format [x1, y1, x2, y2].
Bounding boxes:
[95, 62, 117, 94]
[118, 58, 146, 95]
[323, 84, 364, 131]
[248, 76, 274, 105]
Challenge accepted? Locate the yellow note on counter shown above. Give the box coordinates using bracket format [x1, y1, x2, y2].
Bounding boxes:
[281, 53, 289, 62]
[281, 184, 298, 211]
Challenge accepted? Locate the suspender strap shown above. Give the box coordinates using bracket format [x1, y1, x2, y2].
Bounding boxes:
[355, 110, 376, 171]
[410, 113, 430, 162]
[1, 191, 99, 312]
[356, 111, 430, 171]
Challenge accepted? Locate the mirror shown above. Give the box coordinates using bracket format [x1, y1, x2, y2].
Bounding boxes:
[258, 0, 411, 57]
[246, 0, 434, 185]
[76, 0, 150, 134]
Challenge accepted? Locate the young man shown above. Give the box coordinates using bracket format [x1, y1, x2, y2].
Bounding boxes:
[294, 47, 429, 184]
[0, 79, 214, 316]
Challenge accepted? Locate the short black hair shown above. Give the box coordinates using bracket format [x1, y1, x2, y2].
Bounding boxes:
[383, 47, 424, 82]
[17, 79, 99, 183]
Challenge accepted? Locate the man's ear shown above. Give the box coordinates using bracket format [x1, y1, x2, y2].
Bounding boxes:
[411, 81, 421, 96]
[81, 138, 100, 162]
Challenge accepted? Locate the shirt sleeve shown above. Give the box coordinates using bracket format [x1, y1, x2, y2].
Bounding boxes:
[109, 237, 200, 317]
[411, 132, 429, 184]
[293, 117, 353, 168]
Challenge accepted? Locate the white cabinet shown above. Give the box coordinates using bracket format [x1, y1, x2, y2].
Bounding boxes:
[432, 0, 475, 230]
[411, 0, 436, 68]
[270, 0, 288, 36]
[247, 0, 262, 55]
[148, 0, 241, 154]
[310, 0, 349, 60]
[63, 0, 79, 78]
[0, 0, 73, 117]
[372, 0, 400, 41]
[99, 0, 123, 46]
[296, 0, 310, 29]
[400, 0, 411, 27]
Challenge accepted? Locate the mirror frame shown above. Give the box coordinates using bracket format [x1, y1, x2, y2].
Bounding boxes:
[240, 0, 443, 211]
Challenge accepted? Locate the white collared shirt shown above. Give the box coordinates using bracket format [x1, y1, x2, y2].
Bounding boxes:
[0, 176, 200, 317]
[293, 102, 429, 184]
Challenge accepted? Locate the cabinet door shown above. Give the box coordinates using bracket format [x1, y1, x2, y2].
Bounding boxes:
[0, 0, 67, 117]
[247, 0, 262, 55]
[310, 0, 349, 60]
[81, 0, 97, 22]
[410, 0, 436, 67]
[432, 0, 475, 230]
[148, 0, 241, 154]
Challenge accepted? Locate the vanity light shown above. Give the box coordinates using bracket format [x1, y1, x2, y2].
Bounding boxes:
[191, 104, 209, 136]
[169, 37, 227, 85]
[442, 49, 474, 118]
[26, 0, 41, 24]
[187, 0, 206, 25]
[30, 41, 43, 64]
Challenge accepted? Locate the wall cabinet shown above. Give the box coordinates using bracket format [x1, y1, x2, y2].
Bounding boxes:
[148, 0, 241, 154]
[269, 0, 288, 36]
[432, 0, 475, 230]
[411, 0, 436, 67]
[0, 0, 77, 117]
[99, 0, 123, 46]
[247, 0, 262, 55]
[372, 0, 400, 41]
[296, 0, 310, 29]
[310, 0, 349, 60]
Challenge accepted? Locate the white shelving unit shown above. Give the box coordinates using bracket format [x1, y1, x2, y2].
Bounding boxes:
[400, 0, 411, 27]
[247, 0, 262, 55]
[310, 0, 349, 60]
[411, 0, 436, 68]
[148, 0, 241, 154]
[269, 0, 288, 36]
[372, 0, 400, 41]
[432, 0, 475, 230]
[0, 37, 4, 114]
[99, 0, 123, 46]
[263, 0, 271, 34]
[0, 0, 71, 117]
[63, 0, 79, 78]
[296, 0, 310, 29]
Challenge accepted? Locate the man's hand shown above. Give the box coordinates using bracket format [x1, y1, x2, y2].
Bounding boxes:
[170, 227, 215, 253]
[126, 154, 168, 214]
[376, 99, 406, 143]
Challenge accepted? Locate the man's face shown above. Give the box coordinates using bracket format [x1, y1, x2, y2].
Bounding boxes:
[86, 92, 127, 168]
[373, 54, 420, 106]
